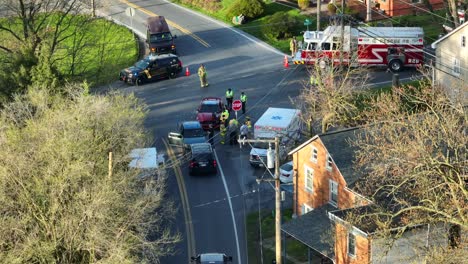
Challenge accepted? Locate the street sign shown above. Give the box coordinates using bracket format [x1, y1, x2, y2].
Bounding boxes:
[232, 100, 242, 112]
[304, 19, 312, 26]
[125, 7, 135, 17]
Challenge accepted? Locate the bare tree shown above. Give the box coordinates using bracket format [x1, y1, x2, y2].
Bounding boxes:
[296, 48, 370, 134]
[0, 85, 180, 263]
[351, 82, 467, 255]
[0, 0, 86, 54]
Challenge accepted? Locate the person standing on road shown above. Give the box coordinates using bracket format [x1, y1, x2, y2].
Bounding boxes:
[290, 36, 298, 58]
[240, 92, 247, 114]
[228, 118, 239, 145]
[198, 64, 208, 87]
[220, 107, 230, 127]
[225, 88, 234, 110]
[245, 117, 252, 138]
[240, 123, 248, 146]
[219, 123, 226, 145]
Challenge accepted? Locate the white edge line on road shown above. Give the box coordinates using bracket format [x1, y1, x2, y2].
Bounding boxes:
[161, 0, 285, 56]
[213, 149, 242, 264]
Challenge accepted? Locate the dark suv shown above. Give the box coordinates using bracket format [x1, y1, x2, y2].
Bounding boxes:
[119, 54, 182, 86]
[189, 143, 217, 175]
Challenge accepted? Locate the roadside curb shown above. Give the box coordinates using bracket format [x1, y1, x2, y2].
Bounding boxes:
[161, 0, 288, 57]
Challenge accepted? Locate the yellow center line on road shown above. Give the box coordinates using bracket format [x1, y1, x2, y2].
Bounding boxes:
[119, 0, 211, 48]
[162, 139, 196, 259]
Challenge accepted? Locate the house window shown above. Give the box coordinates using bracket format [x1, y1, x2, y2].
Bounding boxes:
[304, 166, 314, 193]
[348, 232, 356, 257]
[329, 180, 338, 206]
[462, 36, 466, 47]
[301, 204, 313, 215]
[326, 154, 333, 171]
[453, 58, 461, 76]
[310, 147, 318, 163]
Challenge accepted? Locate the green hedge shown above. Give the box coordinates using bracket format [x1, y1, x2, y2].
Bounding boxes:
[226, 0, 265, 19]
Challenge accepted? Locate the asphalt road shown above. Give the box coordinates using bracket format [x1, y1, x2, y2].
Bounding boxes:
[102, 1, 422, 263]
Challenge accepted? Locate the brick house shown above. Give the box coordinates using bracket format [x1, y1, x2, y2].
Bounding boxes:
[282, 127, 369, 263]
[431, 22, 468, 102]
[329, 206, 451, 263]
[281, 127, 458, 263]
[347, 0, 444, 18]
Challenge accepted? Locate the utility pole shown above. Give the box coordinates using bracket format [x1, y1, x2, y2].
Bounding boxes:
[108, 151, 113, 179]
[340, 0, 345, 66]
[91, 0, 96, 17]
[366, 0, 372, 22]
[274, 136, 281, 264]
[238, 137, 282, 264]
[317, 0, 321, 32]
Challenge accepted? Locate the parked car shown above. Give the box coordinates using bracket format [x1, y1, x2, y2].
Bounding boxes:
[119, 53, 182, 86]
[189, 143, 217, 175]
[196, 97, 224, 130]
[167, 121, 207, 150]
[191, 253, 233, 264]
[279, 161, 294, 184]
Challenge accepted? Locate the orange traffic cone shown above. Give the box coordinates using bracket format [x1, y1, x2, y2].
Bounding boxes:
[185, 67, 190, 76]
[283, 55, 289, 68]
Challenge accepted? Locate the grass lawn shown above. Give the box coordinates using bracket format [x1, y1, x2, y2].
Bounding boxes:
[376, 10, 447, 43]
[0, 15, 138, 86]
[246, 208, 310, 263]
[172, 0, 315, 53]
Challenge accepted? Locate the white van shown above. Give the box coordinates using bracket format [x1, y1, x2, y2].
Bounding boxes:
[249, 108, 302, 167]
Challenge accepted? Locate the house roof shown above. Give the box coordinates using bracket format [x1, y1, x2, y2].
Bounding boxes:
[320, 127, 364, 186]
[282, 204, 336, 259]
[329, 203, 405, 234]
[431, 22, 468, 49]
[289, 127, 365, 186]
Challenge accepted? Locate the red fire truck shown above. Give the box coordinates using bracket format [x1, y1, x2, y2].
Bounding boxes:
[293, 26, 425, 72]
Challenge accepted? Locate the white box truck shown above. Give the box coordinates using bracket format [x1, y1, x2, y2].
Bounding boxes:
[249, 108, 302, 167]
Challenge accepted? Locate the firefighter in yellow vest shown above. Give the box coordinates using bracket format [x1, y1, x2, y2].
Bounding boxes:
[219, 123, 227, 144]
[225, 88, 234, 110]
[198, 64, 208, 87]
[228, 118, 239, 145]
[310, 75, 319, 87]
[245, 116, 252, 137]
[240, 92, 247, 114]
[220, 107, 229, 127]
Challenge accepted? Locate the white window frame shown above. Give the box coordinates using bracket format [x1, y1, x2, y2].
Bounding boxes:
[453, 58, 461, 76]
[301, 204, 313, 215]
[329, 180, 338, 206]
[310, 146, 318, 163]
[326, 154, 333, 171]
[348, 232, 356, 257]
[304, 166, 314, 193]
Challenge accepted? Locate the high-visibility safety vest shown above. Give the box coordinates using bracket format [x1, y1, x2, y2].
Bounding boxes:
[310, 76, 319, 86]
[240, 94, 247, 102]
[198, 66, 206, 77]
[226, 90, 233, 98]
[220, 124, 226, 134]
[229, 119, 239, 127]
[245, 120, 252, 129]
[220, 110, 229, 121]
